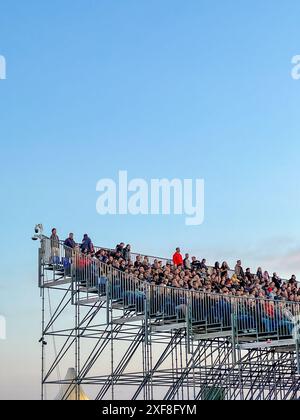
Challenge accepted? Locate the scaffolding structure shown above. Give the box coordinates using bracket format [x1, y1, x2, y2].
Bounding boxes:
[37, 237, 300, 400]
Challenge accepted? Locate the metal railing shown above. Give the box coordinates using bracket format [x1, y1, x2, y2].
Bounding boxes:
[92, 246, 289, 285]
[39, 237, 300, 343]
[65, 246, 300, 343]
[40, 235, 296, 285]
[40, 237, 73, 285]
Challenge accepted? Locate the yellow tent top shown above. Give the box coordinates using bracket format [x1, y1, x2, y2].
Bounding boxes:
[55, 368, 90, 400]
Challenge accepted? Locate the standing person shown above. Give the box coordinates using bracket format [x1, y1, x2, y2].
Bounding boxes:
[256, 267, 263, 280]
[173, 247, 183, 267]
[64, 233, 76, 258]
[220, 261, 230, 279]
[235, 260, 245, 281]
[80, 234, 93, 254]
[50, 228, 60, 260]
[245, 268, 253, 282]
[200, 259, 208, 270]
[215, 262, 220, 273]
[191, 256, 201, 270]
[272, 272, 282, 289]
[288, 275, 297, 285]
[184, 253, 191, 270]
[116, 242, 125, 254]
[123, 244, 131, 262]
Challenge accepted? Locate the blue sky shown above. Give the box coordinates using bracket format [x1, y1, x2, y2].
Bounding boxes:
[0, 0, 300, 399]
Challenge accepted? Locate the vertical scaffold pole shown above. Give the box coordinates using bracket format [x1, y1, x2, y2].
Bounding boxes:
[74, 263, 80, 400]
[41, 286, 45, 401]
[39, 246, 45, 401]
[110, 303, 114, 401]
[295, 337, 300, 375]
[106, 278, 111, 325]
[231, 309, 237, 366]
[144, 287, 149, 400]
[109, 272, 115, 400]
[186, 292, 192, 355]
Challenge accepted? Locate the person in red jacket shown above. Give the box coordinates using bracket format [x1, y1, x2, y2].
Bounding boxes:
[173, 247, 183, 267]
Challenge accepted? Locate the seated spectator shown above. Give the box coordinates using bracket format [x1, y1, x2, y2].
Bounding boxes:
[95, 249, 108, 263]
[272, 272, 282, 289]
[134, 255, 142, 268]
[262, 300, 276, 332]
[231, 274, 240, 286]
[119, 260, 127, 272]
[142, 256, 150, 268]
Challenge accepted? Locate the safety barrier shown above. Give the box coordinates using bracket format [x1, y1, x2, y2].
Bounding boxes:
[40, 237, 300, 343]
[40, 236, 293, 285]
[69, 247, 300, 342]
[40, 237, 74, 285]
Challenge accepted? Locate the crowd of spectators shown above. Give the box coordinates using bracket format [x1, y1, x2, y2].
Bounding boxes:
[50, 229, 299, 303]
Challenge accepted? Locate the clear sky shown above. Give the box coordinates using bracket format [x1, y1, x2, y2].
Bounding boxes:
[0, 0, 300, 399]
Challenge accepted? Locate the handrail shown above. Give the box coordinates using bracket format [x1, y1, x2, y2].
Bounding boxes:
[40, 237, 300, 341]
[41, 235, 295, 286]
[73, 247, 300, 341]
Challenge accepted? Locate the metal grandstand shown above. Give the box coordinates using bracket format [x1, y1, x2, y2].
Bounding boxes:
[36, 236, 300, 400]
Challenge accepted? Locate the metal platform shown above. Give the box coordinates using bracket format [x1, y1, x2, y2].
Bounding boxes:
[37, 237, 300, 400]
[240, 338, 296, 351]
[151, 321, 187, 332]
[42, 277, 72, 288]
